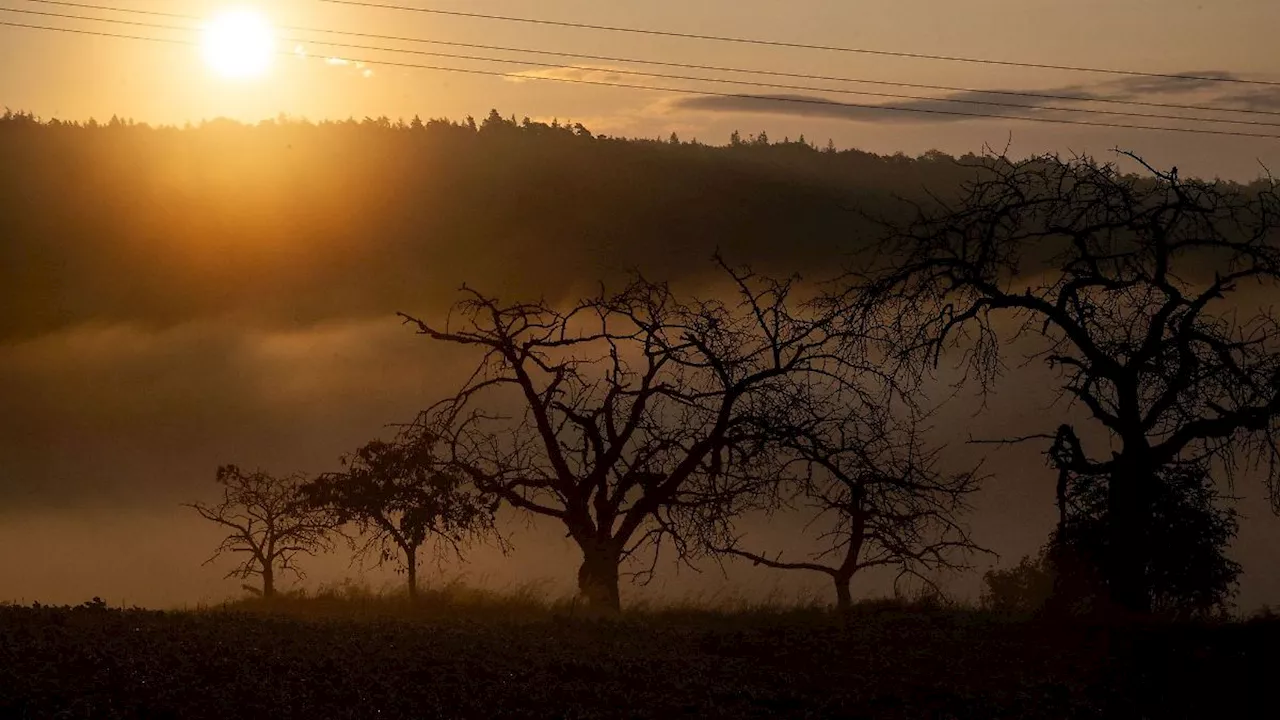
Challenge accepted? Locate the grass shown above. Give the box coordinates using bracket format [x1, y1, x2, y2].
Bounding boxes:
[2, 585, 1277, 718]
[208, 579, 848, 624]
[211, 578, 569, 622]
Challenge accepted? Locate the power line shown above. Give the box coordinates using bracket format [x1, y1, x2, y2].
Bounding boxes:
[3, 5, 195, 29]
[287, 32, 1280, 119]
[19, 0, 1280, 119]
[2, 18, 1278, 141]
[318, 0, 1280, 88]
[17, 0, 191, 21]
[5, 6, 1280, 130]
[295, 38, 1280, 129]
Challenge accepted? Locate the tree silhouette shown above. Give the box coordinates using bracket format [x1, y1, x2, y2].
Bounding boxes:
[710, 383, 986, 611]
[186, 466, 334, 599]
[301, 435, 500, 600]
[854, 151, 1280, 614]
[404, 261, 841, 612]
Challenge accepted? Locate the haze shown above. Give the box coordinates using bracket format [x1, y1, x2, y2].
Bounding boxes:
[1, 0, 1279, 609]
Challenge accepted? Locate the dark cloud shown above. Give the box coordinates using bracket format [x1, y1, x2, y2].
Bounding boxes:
[1211, 89, 1280, 113]
[1105, 70, 1243, 97]
[668, 92, 1061, 124]
[1098, 72, 1280, 116]
[667, 71, 1273, 126]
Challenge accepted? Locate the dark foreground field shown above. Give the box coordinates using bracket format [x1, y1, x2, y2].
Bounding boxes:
[2, 599, 1276, 719]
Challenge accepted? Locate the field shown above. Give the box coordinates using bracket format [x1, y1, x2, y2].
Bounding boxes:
[2, 591, 1276, 719]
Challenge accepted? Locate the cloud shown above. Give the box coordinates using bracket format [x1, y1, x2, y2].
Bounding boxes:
[505, 65, 644, 86]
[509, 65, 1272, 126]
[1105, 71, 1243, 97]
[1211, 89, 1280, 113]
[303, 55, 374, 78]
[666, 92, 1056, 124]
[663, 70, 1280, 126]
[1079, 72, 1280, 118]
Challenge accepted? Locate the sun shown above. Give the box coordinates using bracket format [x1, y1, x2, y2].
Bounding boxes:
[201, 8, 276, 80]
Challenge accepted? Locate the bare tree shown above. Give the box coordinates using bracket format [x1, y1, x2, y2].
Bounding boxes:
[403, 261, 842, 612]
[711, 380, 986, 611]
[186, 465, 334, 599]
[301, 434, 500, 600]
[851, 151, 1280, 614]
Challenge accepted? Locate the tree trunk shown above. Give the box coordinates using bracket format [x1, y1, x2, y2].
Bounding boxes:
[1106, 460, 1154, 616]
[406, 547, 419, 602]
[262, 564, 276, 600]
[576, 540, 622, 613]
[834, 573, 853, 613]
[834, 509, 865, 614]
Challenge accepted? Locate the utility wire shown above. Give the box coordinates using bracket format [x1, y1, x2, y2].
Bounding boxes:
[2, 18, 1278, 140]
[18, 0, 1280, 118]
[318, 0, 1280, 88]
[4, 6, 1280, 130]
[294, 38, 1280, 129]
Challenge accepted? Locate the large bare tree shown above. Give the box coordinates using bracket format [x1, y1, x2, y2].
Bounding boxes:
[403, 262, 843, 611]
[301, 435, 500, 600]
[187, 465, 334, 599]
[852, 152, 1280, 614]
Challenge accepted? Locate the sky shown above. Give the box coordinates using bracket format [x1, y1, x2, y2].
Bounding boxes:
[2, 0, 1280, 610]
[0, 0, 1278, 179]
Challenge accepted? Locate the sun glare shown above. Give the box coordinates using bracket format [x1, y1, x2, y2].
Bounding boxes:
[201, 8, 276, 80]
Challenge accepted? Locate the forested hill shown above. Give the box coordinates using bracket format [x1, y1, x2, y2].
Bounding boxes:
[2, 109, 976, 340]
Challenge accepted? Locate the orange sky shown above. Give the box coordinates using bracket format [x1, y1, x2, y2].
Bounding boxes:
[1, 0, 1278, 179]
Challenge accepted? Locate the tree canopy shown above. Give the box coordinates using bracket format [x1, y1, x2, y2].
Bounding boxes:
[302, 435, 500, 599]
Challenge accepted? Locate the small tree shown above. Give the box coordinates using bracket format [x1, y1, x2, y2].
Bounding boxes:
[712, 388, 987, 611]
[186, 465, 334, 599]
[302, 435, 500, 600]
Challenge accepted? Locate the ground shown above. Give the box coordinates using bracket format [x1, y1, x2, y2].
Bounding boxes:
[1, 598, 1274, 718]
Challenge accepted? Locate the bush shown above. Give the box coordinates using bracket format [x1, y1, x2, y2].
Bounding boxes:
[980, 555, 1054, 615]
[1056, 464, 1240, 618]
